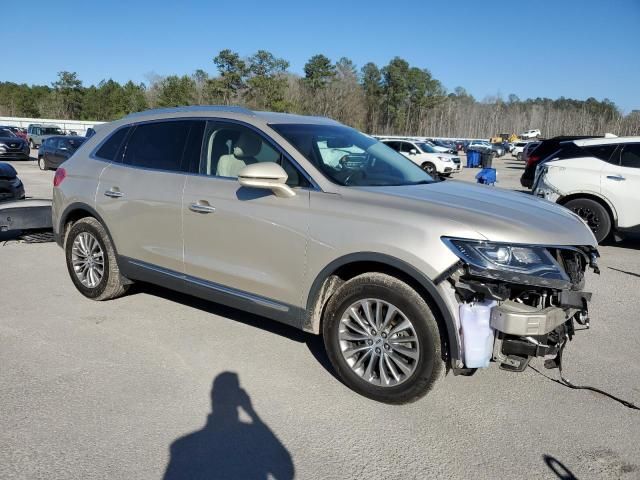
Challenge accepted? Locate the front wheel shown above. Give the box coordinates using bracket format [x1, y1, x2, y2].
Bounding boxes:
[323, 273, 444, 404]
[563, 198, 611, 243]
[421, 162, 437, 175]
[38, 157, 46, 170]
[29, 139, 35, 149]
[65, 217, 130, 300]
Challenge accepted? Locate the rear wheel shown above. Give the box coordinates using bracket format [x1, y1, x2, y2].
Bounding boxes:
[65, 217, 130, 300]
[323, 273, 444, 404]
[38, 157, 46, 170]
[564, 198, 611, 243]
[421, 162, 436, 176]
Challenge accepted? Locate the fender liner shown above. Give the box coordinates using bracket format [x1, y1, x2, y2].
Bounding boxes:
[306, 252, 461, 362]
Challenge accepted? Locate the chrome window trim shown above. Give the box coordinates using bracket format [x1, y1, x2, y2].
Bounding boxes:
[89, 117, 321, 190]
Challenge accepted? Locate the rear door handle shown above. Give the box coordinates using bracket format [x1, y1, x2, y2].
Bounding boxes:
[606, 175, 626, 181]
[189, 201, 216, 214]
[104, 188, 123, 198]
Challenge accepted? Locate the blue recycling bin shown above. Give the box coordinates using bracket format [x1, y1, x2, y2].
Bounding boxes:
[476, 167, 497, 185]
[466, 150, 480, 168]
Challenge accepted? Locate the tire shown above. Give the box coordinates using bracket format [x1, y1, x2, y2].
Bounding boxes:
[65, 217, 130, 300]
[563, 198, 612, 244]
[38, 157, 46, 170]
[29, 139, 34, 149]
[322, 273, 444, 404]
[421, 162, 437, 176]
[516, 153, 522, 161]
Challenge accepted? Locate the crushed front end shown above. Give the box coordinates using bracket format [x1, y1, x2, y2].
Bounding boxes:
[442, 238, 599, 372]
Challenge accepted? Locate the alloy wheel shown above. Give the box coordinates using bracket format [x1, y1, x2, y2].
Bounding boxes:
[338, 299, 420, 387]
[573, 206, 600, 235]
[71, 232, 105, 288]
[422, 163, 435, 175]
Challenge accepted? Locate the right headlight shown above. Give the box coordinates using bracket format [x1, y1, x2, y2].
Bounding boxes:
[442, 237, 570, 289]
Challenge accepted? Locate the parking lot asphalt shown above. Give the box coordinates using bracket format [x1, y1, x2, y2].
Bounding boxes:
[1, 152, 639, 479]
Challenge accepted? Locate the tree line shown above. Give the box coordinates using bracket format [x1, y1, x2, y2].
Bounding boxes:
[1, 49, 638, 138]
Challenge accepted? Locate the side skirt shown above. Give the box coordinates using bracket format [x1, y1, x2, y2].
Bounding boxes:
[118, 256, 309, 331]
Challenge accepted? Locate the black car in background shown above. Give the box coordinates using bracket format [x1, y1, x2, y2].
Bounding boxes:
[0, 128, 30, 161]
[38, 136, 87, 170]
[0, 162, 25, 201]
[520, 136, 597, 188]
[431, 139, 457, 154]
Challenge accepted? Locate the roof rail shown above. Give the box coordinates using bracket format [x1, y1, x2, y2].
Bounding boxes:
[125, 105, 255, 118]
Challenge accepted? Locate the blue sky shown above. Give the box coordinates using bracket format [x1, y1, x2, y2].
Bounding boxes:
[2, 0, 638, 112]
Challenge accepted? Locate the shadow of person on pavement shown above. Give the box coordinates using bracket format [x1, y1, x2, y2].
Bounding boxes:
[164, 372, 294, 480]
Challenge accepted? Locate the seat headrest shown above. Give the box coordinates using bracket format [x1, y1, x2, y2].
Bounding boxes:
[234, 132, 261, 158]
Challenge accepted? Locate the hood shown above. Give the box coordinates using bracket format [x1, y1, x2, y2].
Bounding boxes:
[0, 136, 25, 145]
[356, 180, 597, 247]
[0, 162, 18, 179]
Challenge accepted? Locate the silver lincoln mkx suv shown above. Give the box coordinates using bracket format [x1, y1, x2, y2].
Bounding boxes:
[52, 106, 599, 403]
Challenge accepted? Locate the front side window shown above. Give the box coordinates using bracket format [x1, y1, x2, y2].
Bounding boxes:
[620, 144, 640, 169]
[271, 123, 435, 187]
[123, 121, 196, 172]
[199, 122, 308, 187]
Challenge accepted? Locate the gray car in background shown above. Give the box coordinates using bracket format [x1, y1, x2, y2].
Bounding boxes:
[51, 106, 599, 403]
[27, 124, 64, 148]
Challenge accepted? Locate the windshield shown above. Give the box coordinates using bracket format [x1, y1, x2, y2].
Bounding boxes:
[43, 127, 63, 135]
[416, 142, 437, 153]
[271, 124, 435, 186]
[0, 129, 17, 138]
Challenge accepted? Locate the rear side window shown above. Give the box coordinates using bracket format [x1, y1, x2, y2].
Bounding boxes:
[620, 144, 640, 169]
[400, 142, 415, 153]
[384, 141, 401, 152]
[583, 144, 617, 163]
[95, 127, 130, 161]
[123, 121, 194, 172]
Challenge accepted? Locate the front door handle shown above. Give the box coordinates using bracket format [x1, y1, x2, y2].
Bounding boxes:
[606, 175, 626, 181]
[189, 201, 216, 214]
[104, 188, 123, 198]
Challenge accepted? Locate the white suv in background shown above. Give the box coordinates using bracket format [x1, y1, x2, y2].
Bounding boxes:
[520, 129, 541, 139]
[533, 137, 640, 243]
[381, 139, 461, 176]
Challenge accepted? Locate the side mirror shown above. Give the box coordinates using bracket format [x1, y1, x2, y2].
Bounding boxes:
[409, 149, 418, 155]
[237, 162, 296, 198]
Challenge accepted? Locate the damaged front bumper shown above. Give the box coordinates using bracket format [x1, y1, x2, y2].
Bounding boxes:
[442, 244, 598, 372]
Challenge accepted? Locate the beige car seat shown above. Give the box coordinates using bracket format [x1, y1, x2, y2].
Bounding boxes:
[216, 132, 261, 177]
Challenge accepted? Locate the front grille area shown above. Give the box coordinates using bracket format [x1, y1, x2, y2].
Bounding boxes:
[549, 247, 588, 288]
